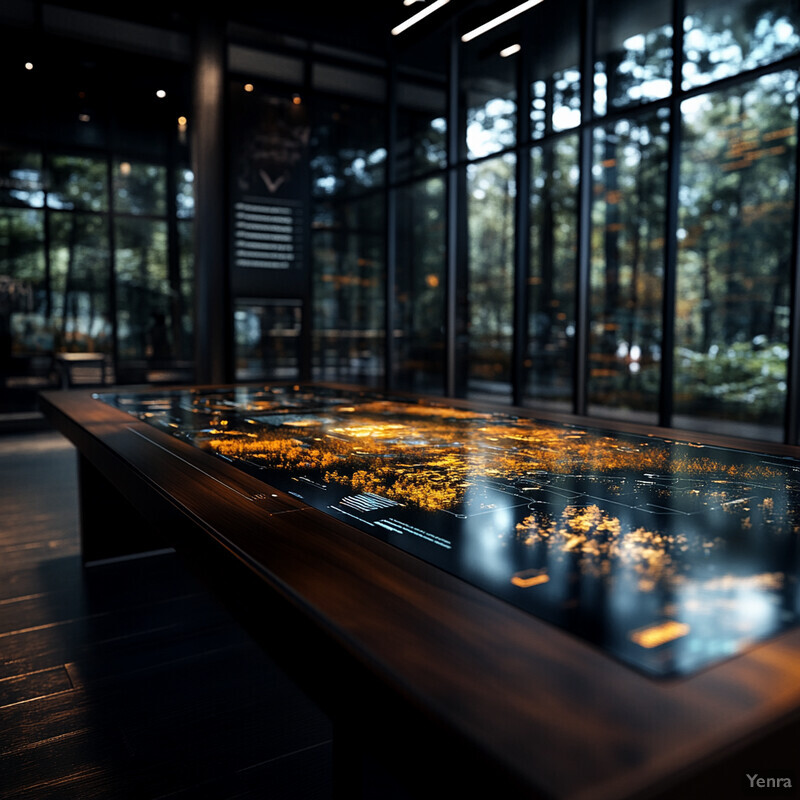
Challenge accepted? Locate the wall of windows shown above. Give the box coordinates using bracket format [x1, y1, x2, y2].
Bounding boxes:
[370, 0, 800, 445]
[310, 91, 387, 386]
[5, 1, 800, 448]
[285, 0, 800, 444]
[0, 30, 193, 414]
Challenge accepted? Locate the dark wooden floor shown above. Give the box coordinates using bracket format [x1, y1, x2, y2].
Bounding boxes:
[0, 428, 335, 799]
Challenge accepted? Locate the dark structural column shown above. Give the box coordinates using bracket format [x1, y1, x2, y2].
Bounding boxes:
[192, 12, 233, 385]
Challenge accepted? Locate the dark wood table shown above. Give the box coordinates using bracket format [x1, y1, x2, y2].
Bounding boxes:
[38, 384, 800, 800]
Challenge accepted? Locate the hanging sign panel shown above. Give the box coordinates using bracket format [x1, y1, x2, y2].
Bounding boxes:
[230, 88, 310, 293]
[233, 198, 302, 270]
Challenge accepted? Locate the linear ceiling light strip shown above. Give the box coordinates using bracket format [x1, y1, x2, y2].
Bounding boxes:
[391, 0, 451, 36]
[461, 0, 544, 42]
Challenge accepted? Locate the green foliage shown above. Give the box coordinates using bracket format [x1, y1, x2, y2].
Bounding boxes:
[676, 340, 788, 416]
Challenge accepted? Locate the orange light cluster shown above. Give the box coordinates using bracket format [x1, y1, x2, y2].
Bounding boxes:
[630, 620, 690, 649]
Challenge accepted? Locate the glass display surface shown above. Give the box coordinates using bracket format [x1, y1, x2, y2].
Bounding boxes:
[98, 384, 800, 679]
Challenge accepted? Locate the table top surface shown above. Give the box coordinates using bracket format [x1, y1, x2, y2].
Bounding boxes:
[95, 382, 800, 681]
[39, 382, 800, 800]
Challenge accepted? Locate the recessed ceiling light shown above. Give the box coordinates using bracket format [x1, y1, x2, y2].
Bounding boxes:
[500, 43, 521, 57]
[156, 89, 166, 99]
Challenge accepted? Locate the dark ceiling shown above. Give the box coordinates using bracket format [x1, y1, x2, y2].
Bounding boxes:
[41, 0, 474, 59]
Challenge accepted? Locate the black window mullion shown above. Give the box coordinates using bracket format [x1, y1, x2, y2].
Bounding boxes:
[446, 19, 465, 399]
[385, 58, 398, 394]
[785, 89, 800, 444]
[574, 0, 595, 417]
[166, 132, 183, 366]
[106, 152, 119, 381]
[512, 29, 531, 408]
[659, 0, 685, 429]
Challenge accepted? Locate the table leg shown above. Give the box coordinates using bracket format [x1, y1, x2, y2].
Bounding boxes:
[77, 452, 170, 565]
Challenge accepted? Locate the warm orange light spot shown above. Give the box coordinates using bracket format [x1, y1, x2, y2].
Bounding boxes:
[511, 570, 549, 588]
[630, 620, 690, 649]
[764, 126, 794, 141]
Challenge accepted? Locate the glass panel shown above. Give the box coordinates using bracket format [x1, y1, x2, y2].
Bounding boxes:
[49, 211, 111, 353]
[397, 81, 448, 180]
[178, 218, 194, 364]
[311, 195, 385, 386]
[234, 300, 302, 381]
[0, 208, 45, 288]
[177, 168, 194, 220]
[113, 160, 167, 216]
[467, 154, 516, 402]
[683, 0, 800, 90]
[0, 208, 49, 358]
[0, 146, 44, 208]
[396, 17, 449, 179]
[461, 6, 519, 160]
[310, 98, 386, 197]
[674, 71, 797, 441]
[594, 0, 673, 115]
[46, 154, 108, 212]
[528, 0, 582, 138]
[114, 217, 171, 362]
[394, 177, 447, 395]
[526, 135, 579, 411]
[589, 110, 669, 422]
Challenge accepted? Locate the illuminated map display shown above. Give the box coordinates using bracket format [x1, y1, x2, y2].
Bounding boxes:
[98, 384, 800, 678]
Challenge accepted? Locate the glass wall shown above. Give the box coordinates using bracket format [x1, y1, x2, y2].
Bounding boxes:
[310, 95, 386, 385]
[588, 111, 669, 422]
[461, 8, 518, 162]
[674, 71, 796, 438]
[466, 154, 516, 402]
[394, 177, 447, 395]
[683, 0, 800, 89]
[7, 1, 800, 448]
[377, 0, 800, 444]
[0, 35, 193, 414]
[0, 146, 48, 396]
[234, 300, 302, 381]
[526, 135, 579, 410]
